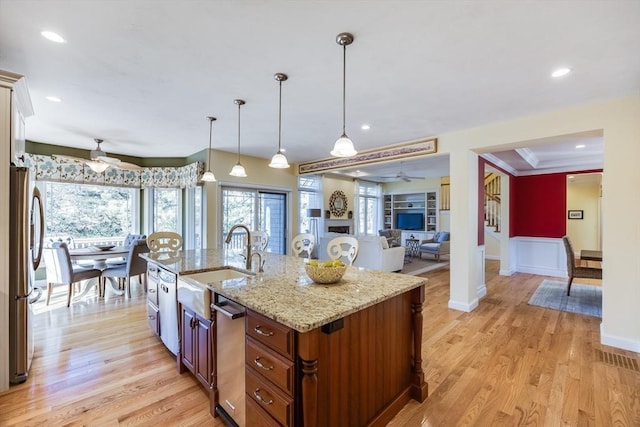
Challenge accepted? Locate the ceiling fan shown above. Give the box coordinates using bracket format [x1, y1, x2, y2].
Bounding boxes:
[54, 139, 142, 172]
[376, 171, 425, 182]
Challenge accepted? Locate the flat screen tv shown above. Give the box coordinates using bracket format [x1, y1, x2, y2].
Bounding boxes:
[396, 213, 424, 230]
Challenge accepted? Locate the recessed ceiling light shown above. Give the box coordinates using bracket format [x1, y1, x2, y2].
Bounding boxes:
[46, 96, 62, 102]
[41, 30, 66, 43]
[575, 144, 586, 149]
[361, 124, 371, 130]
[551, 68, 571, 78]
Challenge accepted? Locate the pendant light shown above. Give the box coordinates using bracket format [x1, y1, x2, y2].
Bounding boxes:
[330, 32, 358, 158]
[269, 73, 290, 169]
[201, 116, 217, 182]
[229, 99, 247, 177]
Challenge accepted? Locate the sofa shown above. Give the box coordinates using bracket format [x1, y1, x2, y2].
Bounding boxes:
[353, 235, 405, 272]
[418, 231, 450, 261]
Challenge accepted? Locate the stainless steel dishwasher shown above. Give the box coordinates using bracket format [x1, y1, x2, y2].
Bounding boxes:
[213, 294, 246, 427]
[158, 267, 179, 355]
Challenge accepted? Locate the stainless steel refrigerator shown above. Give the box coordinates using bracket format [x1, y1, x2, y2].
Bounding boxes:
[9, 165, 44, 384]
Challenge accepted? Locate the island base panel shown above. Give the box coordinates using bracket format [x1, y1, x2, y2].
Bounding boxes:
[297, 286, 427, 426]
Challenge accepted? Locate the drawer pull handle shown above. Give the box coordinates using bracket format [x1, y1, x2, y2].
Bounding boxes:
[147, 315, 155, 320]
[254, 325, 274, 337]
[254, 357, 274, 371]
[253, 388, 273, 405]
[148, 289, 156, 293]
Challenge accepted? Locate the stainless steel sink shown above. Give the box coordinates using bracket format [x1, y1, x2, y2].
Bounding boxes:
[177, 268, 251, 320]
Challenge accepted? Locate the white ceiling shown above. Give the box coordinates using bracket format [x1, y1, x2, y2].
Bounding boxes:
[1, 1, 638, 175]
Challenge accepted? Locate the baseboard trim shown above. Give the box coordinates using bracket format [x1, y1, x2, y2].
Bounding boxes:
[516, 266, 565, 277]
[477, 285, 487, 299]
[448, 298, 479, 312]
[600, 324, 640, 352]
[499, 268, 516, 276]
[484, 254, 500, 261]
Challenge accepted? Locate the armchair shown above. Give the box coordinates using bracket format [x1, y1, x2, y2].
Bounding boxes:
[354, 236, 405, 272]
[418, 231, 450, 261]
[378, 229, 402, 247]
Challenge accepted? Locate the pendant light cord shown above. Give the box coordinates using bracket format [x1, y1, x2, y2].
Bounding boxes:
[237, 103, 241, 163]
[342, 43, 346, 136]
[208, 118, 213, 166]
[278, 79, 283, 153]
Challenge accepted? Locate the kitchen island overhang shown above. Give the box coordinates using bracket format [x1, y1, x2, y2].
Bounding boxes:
[142, 249, 428, 426]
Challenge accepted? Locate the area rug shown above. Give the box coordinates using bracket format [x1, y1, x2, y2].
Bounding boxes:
[400, 257, 449, 276]
[528, 280, 602, 318]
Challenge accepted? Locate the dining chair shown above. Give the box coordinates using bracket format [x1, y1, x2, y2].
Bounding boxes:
[250, 230, 269, 252]
[101, 239, 149, 298]
[147, 231, 183, 253]
[326, 236, 359, 266]
[106, 233, 147, 267]
[42, 242, 102, 307]
[292, 233, 315, 259]
[562, 236, 602, 296]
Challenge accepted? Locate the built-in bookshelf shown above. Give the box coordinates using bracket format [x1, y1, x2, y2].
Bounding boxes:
[382, 191, 438, 232]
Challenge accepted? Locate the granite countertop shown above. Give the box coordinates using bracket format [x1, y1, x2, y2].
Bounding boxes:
[141, 249, 426, 333]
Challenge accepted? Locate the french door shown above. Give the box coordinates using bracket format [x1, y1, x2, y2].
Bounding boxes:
[221, 187, 287, 255]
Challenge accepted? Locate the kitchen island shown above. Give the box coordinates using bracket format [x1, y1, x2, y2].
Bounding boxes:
[142, 249, 428, 426]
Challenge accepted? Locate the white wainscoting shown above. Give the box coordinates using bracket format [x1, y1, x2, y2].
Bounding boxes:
[511, 236, 567, 277]
[477, 245, 487, 298]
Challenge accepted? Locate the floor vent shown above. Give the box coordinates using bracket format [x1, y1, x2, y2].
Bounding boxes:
[595, 349, 640, 372]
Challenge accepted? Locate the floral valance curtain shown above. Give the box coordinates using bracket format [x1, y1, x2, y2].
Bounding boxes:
[22, 154, 204, 189]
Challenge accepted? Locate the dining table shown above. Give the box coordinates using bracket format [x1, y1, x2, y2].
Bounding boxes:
[69, 246, 130, 299]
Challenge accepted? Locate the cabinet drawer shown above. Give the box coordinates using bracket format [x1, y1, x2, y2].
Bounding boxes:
[246, 310, 294, 360]
[246, 337, 295, 396]
[246, 368, 293, 427]
[147, 279, 158, 306]
[246, 395, 281, 427]
[147, 302, 160, 337]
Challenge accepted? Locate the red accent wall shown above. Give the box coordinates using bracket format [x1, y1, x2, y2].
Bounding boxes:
[513, 173, 566, 237]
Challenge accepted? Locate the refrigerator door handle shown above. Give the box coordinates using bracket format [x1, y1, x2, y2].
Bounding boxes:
[30, 186, 44, 271]
[28, 288, 42, 304]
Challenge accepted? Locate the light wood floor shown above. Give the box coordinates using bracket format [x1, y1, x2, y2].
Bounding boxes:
[1, 262, 638, 426]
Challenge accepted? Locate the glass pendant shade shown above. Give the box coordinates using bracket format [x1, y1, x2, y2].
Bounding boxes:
[330, 133, 357, 157]
[269, 151, 290, 168]
[201, 170, 216, 182]
[201, 116, 217, 182]
[229, 163, 247, 177]
[87, 160, 109, 173]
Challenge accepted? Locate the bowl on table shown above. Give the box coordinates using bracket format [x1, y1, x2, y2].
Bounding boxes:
[95, 245, 115, 251]
[304, 260, 347, 284]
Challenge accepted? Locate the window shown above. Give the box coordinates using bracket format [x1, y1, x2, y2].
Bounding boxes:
[298, 175, 322, 234]
[41, 182, 138, 240]
[357, 181, 380, 235]
[151, 188, 182, 232]
[184, 186, 203, 250]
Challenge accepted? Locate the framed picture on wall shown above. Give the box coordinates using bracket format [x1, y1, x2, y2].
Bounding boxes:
[568, 210, 584, 220]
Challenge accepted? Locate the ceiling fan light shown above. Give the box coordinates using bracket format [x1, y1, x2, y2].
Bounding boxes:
[201, 170, 216, 182]
[330, 134, 358, 157]
[87, 161, 109, 173]
[229, 163, 247, 177]
[269, 152, 290, 169]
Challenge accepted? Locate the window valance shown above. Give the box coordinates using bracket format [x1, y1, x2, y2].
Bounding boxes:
[22, 154, 204, 189]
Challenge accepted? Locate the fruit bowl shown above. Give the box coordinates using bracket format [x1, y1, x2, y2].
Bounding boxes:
[304, 260, 347, 284]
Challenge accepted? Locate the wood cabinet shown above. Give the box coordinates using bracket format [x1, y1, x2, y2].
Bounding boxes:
[383, 191, 438, 232]
[246, 310, 296, 426]
[180, 306, 213, 388]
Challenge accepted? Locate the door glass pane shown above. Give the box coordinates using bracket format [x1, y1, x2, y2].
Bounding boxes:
[222, 188, 256, 249]
[259, 192, 286, 255]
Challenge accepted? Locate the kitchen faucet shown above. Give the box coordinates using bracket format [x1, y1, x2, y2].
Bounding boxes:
[225, 224, 252, 270]
[250, 252, 265, 273]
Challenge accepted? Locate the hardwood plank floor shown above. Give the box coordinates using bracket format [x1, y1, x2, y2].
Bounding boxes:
[1, 262, 638, 426]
